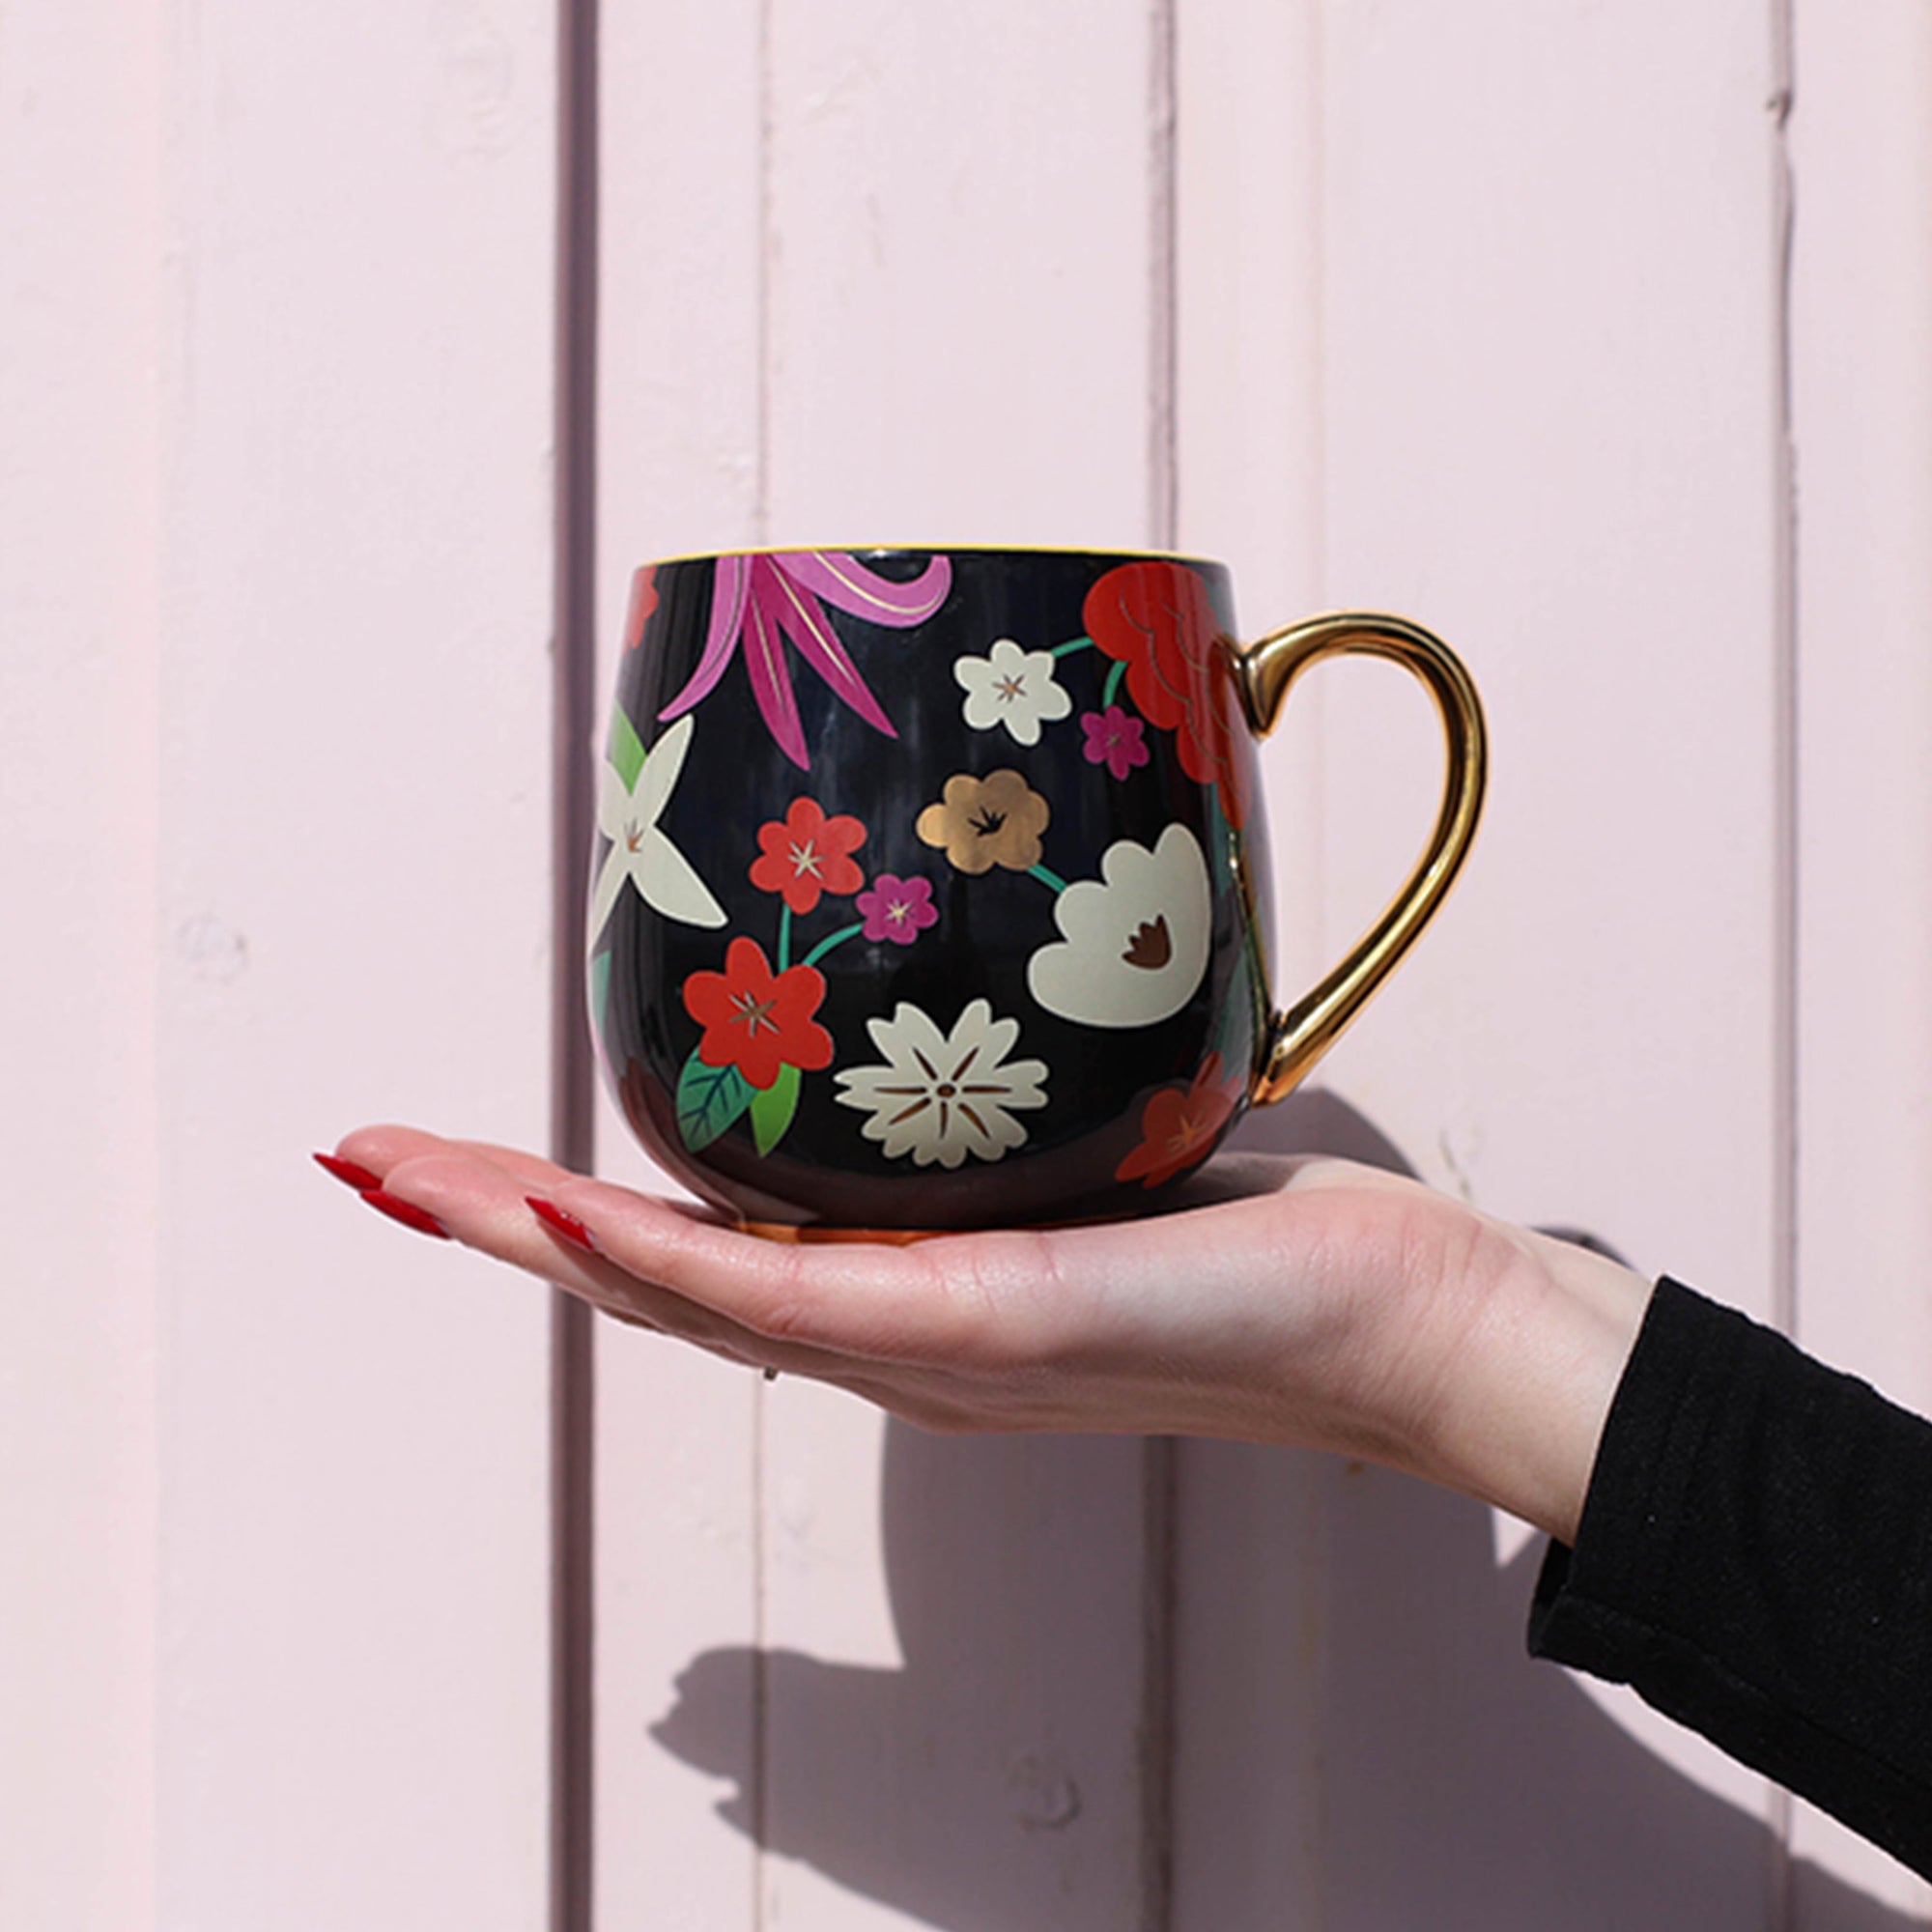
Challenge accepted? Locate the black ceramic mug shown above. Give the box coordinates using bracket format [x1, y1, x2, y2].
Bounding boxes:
[588, 546, 1484, 1236]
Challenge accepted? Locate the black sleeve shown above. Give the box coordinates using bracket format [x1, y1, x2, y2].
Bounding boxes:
[1527, 1277, 1932, 1877]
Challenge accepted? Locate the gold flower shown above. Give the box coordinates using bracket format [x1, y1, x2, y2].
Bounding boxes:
[915, 770, 1052, 874]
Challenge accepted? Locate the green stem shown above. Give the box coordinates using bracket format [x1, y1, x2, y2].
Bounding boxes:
[800, 921, 865, 969]
[1102, 659, 1127, 706]
[1028, 864, 1069, 894]
[1052, 636, 1094, 658]
[778, 905, 793, 971]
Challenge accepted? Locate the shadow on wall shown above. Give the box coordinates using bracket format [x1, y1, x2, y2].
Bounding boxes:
[647, 1091, 1919, 1930]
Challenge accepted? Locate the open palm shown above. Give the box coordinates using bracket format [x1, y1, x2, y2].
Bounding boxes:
[326, 1125, 1648, 1544]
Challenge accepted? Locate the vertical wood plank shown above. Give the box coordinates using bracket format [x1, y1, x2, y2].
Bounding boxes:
[152, 5, 556, 1924]
[0, 6, 159, 1925]
[753, 4, 1164, 1924]
[1171, 7, 1331, 1922]
[765, 0, 1160, 548]
[590, 0, 765, 1922]
[1787, 1, 1932, 1915]
[1313, 1, 1789, 1899]
[1175, 0, 1824, 1921]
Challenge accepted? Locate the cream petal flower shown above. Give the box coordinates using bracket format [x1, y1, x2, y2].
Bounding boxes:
[1026, 823, 1212, 1028]
[953, 638, 1074, 747]
[588, 714, 727, 938]
[834, 998, 1048, 1169]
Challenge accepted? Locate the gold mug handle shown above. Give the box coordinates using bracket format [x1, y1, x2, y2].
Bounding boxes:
[1231, 611, 1488, 1106]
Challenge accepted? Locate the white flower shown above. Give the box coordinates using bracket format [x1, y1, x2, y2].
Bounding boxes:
[953, 638, 1074, 746]
[835, 999, 1048, 1169]
[1027, 823, 1212, 1028]
[588, 714, 727, 938]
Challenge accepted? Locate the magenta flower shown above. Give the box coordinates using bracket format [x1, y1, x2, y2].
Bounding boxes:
[659, 551, 952, 771]
[1081, 704, 1151, 781]
[856, 872, 939, 946]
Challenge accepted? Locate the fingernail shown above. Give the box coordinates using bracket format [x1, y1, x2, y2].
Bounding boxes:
[314, 1151, 384, 1192]
[360, 1189, 450, 1239]
[528, 1196, 598, 1255]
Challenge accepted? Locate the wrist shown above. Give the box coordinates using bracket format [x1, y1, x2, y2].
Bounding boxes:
[1398, 1220, 1653, 1545]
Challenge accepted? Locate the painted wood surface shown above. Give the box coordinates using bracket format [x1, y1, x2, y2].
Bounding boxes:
[6, 1, 558, 1926]
[1179, 0, 1788, 1919]
[755, 13, 1164, 1927]
[153, 5, 559, 1925]
[594, 3, 1167, 1925]
[7, 0, 1932, 1924]
[1176, 2, 1929, 1922]
[592, 3, 765, 1921]
[1787, 2, 1932, 1917]
[1, 9, 159, 1928]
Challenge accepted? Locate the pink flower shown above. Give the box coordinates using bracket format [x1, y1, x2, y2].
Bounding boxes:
[855, 872, 938, 946]
[659, 551, 952, 770]
[1080, 704, 1151, 781]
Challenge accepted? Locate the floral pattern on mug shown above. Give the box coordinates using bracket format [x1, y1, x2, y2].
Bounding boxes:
[856, 872, 938, 946]
[953, 638, 1074, 746]
[588, 712, 727, 940]
[1027, 824, 1212, 1028]
[623, 564, 659, 650]
[1114, 1052, 1241, 1187]
[1083, 560, 1249, 827]
[666, 789, 947, 1159]
[658, 550, 952, 771]
[835, 999, 1048, 1169]
[682, 936, 834, 1093]
[749, 797, 867, 916]
[915, 770, 1052, 875]
[1080, 703, 1150, 781]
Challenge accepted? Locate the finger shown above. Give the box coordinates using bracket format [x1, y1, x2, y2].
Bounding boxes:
[327, 1123, 461, 1182]
[369, 1151, 871, 1378]
[535, 1175, 1071, 1369]
[327, 1124, 599, 1202]
[346, 1146, 1148, 1432]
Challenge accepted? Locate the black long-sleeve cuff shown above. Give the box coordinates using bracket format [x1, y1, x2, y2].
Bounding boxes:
[1528, 1277, 1932, 1877]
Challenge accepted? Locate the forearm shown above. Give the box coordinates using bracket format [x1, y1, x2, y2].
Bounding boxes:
[1529, 1277, 1932, 1876]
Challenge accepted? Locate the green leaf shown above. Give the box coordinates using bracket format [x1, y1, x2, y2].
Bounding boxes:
[676, 1050, 754, 1152]
[609, 705, 647, 792]
[749, 1063, 803, 1156]
[587, 950, 612, 1037]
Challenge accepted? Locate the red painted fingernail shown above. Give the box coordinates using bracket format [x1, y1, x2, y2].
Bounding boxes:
[528, 1196, 597, 1254]
[360, 1189, 450, 1239]
[314, 1151, 384, 1192]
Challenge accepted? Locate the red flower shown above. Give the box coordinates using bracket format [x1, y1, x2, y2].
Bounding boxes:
[1115, 1053, 1241, 1188]
[623, 564, 659, 650]
[1083, 561, 1250, 827]
[749, 797, 867, 915]
[682, 937, 834, 1091]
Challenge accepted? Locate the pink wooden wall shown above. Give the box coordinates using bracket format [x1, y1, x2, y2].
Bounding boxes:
[6, 2, 1930, 1926]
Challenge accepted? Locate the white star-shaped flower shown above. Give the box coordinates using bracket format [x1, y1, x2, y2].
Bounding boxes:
[953, 638, 1074, 746]
[589, 714, 726, 939]
[834, 998, 1048, 1168]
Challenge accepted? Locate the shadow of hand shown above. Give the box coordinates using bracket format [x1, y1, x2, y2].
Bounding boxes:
[640, 1093, 1922, 1926]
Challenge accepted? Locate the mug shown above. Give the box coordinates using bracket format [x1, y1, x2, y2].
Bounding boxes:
[588, 546, 1484, 1235]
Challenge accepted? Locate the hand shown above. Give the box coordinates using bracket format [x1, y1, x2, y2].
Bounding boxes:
[324, 1126, 1651, 1545]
